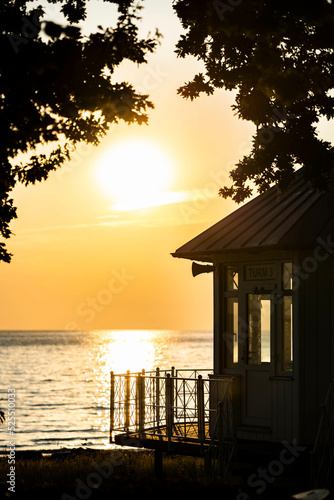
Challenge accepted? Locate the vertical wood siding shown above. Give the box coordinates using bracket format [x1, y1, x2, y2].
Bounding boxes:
[299, 252, 334, 445]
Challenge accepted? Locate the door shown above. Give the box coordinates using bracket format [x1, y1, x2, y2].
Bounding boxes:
[240, 291, 274, 428]
[221, 262, 294, 433]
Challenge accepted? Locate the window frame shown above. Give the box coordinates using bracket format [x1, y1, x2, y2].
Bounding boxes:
[221, 260, 294, 377]
[277, 261, 294, 375]
[222, 264, 239, 371]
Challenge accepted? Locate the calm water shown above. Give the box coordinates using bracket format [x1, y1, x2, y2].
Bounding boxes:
[0, 330, 212, 451]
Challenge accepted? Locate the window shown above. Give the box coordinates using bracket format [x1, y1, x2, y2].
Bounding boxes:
[222, 261, 293, 373]
[225, 266, 238, 291]
[224, 266, 239, 368]
[281, 262, 293, 371]
[282, 296, 293, 371]
[283, 262, 293, 290]
[247, 294, 271, 364]
[225, 298, 238, 367]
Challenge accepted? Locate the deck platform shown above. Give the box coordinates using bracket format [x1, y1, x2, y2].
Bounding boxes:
[113, 423, 213, 457]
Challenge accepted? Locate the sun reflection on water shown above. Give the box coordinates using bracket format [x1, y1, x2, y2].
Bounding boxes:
[104, 329, 160, 374]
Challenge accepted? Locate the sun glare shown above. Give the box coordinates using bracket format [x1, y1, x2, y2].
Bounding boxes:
[96, 140, 175, 211]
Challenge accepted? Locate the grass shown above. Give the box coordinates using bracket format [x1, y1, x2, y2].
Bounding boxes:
[1, 445, 314, 499]
[0, 448, 231, 498]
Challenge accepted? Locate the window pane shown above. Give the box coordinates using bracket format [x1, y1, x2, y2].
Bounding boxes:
[224, 298, 238, 367]
[283, 262, 293, 290]
[248, 294, 271, 364]
[225, 266, 238, 290]
[233, 301, 238, 363]
[282, 296, 293, 371]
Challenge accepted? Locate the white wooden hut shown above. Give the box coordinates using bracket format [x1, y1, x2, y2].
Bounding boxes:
[172, 169, 334, 450]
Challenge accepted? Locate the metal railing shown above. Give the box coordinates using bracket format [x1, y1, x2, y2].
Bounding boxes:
[109, 367, 234, 447]
[310, 378, 334, 488]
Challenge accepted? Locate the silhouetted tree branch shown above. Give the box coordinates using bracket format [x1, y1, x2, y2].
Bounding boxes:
[0, 0, 161, 262]
[174, 0, 334, 203]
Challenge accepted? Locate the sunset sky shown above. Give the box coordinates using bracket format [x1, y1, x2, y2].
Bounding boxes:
[2, 0, 333, 332]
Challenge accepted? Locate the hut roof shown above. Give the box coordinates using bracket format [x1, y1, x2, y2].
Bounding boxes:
[172, 170, 334, 262]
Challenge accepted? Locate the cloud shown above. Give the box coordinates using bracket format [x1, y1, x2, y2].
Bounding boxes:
[14, 188, 218, 236]
[109, 188, 217, 212]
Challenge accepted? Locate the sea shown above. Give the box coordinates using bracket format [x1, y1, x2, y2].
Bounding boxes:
[0, 329, 213, 452]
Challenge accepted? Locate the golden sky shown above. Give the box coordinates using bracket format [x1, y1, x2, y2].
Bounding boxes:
[2, 0, 332, 332]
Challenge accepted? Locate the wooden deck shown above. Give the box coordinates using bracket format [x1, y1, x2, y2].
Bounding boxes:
[113, 422, 213, 456]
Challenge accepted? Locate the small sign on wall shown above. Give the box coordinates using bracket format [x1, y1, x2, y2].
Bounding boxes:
[245, 264, 276, 281]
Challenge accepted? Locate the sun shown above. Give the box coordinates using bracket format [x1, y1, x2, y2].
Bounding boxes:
[95, 140, 175, 211]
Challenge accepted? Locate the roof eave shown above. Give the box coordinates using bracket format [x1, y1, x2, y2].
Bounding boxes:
[171, 242, 319, 262]
[171, 252, 213, 263]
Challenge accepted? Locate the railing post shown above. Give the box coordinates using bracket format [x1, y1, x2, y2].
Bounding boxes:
[110, 371, 114, 443]
[138, 371, 145, 440]
[197, 375, 205, 443]
[125, 370, 131, 432]
[135, 372, 140, 433]
[182, 378, 186, 436]
[166, 373, 174, 447]
[155, 367, 160, 431]
[217, 400, 225, 478]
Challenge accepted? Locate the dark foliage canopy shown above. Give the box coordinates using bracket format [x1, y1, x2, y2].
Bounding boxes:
[0, 0, 160, 262]
[174, 0, 334, 203]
